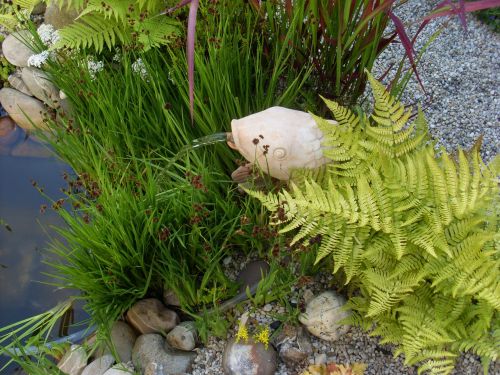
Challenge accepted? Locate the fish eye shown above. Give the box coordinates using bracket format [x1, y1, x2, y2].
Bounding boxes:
[273, 147, 287, 160]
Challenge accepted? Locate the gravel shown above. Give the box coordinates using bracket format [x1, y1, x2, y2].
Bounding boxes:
[369, 0, 499, 163]
[192, 2, 500, 374]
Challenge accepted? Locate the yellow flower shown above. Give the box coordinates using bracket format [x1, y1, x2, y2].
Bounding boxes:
[235, 323, 249, 343]
[253, 325, 270, 349]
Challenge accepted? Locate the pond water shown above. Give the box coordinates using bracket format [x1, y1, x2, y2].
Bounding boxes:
[0, 117, 86, 372]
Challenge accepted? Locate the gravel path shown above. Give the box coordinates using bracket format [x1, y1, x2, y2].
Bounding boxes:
[193, 2, 500, 374]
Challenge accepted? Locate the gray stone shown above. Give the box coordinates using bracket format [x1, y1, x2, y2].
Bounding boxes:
[299, 290, 351, 342]
[21, 67, 59, 107]
[166, 321, 197, 352]
[8, 72, 33, 96]
[81, 355, 115, 375]
[96, 321, 137, 363]
[2, 31, 35, 67]
[132, 334, 196, 375]
[222, 338, 277, 375]
[276, 325, 312, 365]
[236, 260, 270, 294]
[57, 344, 88, 375]
[126, 298, 179, 335]
[0, 88, 49, 130]
[162, 288, 181, 307]
[44, 1, 79, 30]
[102, 362, 134, 375]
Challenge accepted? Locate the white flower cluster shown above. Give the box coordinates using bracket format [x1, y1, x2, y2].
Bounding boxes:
[112, 48, 122, 63]
[37, 23, 60, 47]
[27, 50, 50, 68]
[87, 58, 104, 80]
[132, 58, 149, 81]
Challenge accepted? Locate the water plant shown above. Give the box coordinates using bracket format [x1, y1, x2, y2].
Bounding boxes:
[248, 73, 499, 374]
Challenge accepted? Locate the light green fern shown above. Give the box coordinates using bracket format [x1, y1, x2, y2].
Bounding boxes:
[50, 0, 180, 52]
[0, 0, 40, 31]
[248, 73, 500, 374]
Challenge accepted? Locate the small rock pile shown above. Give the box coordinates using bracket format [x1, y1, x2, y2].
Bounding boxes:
[57, 297, 199, 375]
[0, 30, 66, 131]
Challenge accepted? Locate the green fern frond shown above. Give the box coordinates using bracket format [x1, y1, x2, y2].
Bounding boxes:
[54, 14, 129, 52]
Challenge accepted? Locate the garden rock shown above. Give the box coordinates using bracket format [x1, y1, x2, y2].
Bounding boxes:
[299, 290, 350, 341]
[162, 288, 181, 307]
[132, 333, 196, 374]
[275, 325, 312, 365]
[44, 0, 79, 30]
[166, 321, 198, 351]
[103, 362, 134, 375]
[81, 354, 115, 375]
[236, 260, 270, 293]
[57, 344, 88, 375]
[21, 67, 59, 107]
[0, 88, 49, 130]
[96, 321, 137, 362]
[126, 298, 179, 334]
[8, 72, 32, 96]
[2, 31, 35, 67]
[222, 338, 277, 375]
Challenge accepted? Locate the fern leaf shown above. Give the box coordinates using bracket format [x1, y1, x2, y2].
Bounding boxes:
[54, 14, 129, 52]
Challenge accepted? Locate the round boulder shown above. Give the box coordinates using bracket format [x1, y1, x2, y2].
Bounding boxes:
[299, 290, 350, 341]
[222, 338, 277, 375]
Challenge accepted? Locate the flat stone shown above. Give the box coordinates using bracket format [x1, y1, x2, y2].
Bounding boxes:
[166, 321, 198, 351]
[103, 362, 134, 375]
[132, 334, 196, 375]
[222, 338, 277, 375]
[21, 67, 59, 107]
[96, 321, 137, 363]
[57, 344, 88, 375]
[236, 260, 270, 294]
[2, 31, 35, 67]
[126, 298, 179, 335]
[81, 355, 115, 375]
[44, 0, 79, 30]
[299, 290, 351, 342]
[8, 72, 32, 96]
[0, 88, 49, 130]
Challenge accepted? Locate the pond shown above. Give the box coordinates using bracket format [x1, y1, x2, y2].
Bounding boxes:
[0, 116, 86, 373]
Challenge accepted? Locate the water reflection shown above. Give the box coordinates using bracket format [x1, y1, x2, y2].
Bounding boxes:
[0, 117, 86, 372]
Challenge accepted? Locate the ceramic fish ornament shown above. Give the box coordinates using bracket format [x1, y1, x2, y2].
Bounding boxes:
[227, 107, 334, 180]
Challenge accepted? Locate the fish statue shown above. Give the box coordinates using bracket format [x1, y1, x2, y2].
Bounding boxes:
[227, 107, 334, 180]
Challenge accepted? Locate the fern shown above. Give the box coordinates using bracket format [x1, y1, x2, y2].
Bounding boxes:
[248, 73, 499, 374]
[50, 0, 180, 52]
[0, 0, 40, 31]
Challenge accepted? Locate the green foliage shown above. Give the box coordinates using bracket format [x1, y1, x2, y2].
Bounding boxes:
[50, 0, 180, 52]
[241, 0, 395, 108]
[0, 300, 75, 372]
[248, 73, 499, 374]
[0, 0, 39, 30]
[0, 56, 15, 86]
